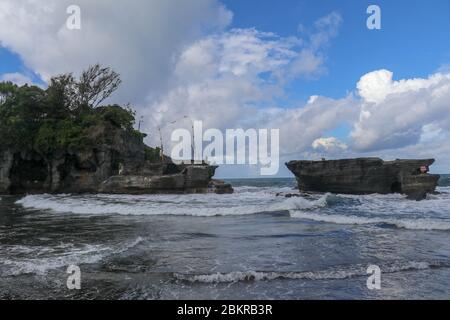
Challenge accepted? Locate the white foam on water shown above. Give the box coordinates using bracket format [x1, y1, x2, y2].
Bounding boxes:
[174, 260, 448, 283]
[14, 186, 450, 231]
[0, 237, 145, 276]
[15, 189, 325, 217]
[289, 210, 450, 231]
[340, 188, 450, 218]
[288, 187, 450, 231]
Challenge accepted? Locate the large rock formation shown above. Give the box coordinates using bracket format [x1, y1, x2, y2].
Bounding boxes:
[0, 123, 230, 195]
[99, 164, 218, 194]
[286, 158, 440, 200]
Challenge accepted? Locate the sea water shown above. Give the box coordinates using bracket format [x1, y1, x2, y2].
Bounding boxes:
[1, 176, 450, 299]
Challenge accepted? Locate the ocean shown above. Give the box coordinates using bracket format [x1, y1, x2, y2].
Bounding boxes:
[1, 176, 450, 299]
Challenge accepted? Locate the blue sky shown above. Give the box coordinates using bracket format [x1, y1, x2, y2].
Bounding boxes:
[224, 0, 450, 100]
[222, 0, 450, 133]
[0, 49, 43, 85]
[220, 0, 450, 165]
[3, 1, 449, 98]
[1, 0, 450, 177]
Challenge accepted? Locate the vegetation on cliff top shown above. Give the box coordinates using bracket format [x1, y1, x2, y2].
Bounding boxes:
[0, 65, 157, 158]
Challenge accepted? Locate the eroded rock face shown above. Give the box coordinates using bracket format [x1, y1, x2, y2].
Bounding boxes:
[0, 150, 14, 194]
[208, 179, 234, 194]
[0, 124, 226, 195]
[99, 165, 218, 194]
[286, 158, 439, 200]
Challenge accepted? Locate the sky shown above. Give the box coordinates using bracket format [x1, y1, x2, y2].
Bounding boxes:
[0, 0, 449, 178]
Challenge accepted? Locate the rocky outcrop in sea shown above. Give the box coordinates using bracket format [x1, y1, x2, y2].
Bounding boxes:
[286, 158, 439, 200]
[0, 123, 232, 195]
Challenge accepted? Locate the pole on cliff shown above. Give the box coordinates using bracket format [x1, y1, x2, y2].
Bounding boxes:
[158, 127, 164, 162]
[138, 116, 144, 132]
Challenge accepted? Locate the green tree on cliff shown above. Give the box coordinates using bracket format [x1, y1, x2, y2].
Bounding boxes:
[0, 65, 142, 154]
[0, 82, 47, 149]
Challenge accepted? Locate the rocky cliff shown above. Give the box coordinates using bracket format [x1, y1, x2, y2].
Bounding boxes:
[0, 123, 231, 195]
[0, 66, 233, 195]
[286, 158, 439, 200]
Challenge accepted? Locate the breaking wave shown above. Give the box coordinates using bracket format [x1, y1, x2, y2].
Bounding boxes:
[289, 211, 450, 231]
[14, 186, 450, 231]
[15, 190, 327, 217]
[0, 237, 145, 276]
[174, 260, 450, 283]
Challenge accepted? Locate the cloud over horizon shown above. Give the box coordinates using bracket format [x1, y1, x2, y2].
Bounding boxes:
[1, 0, 450, 175]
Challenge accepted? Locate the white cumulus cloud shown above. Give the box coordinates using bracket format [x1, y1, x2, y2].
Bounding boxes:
[352, 70, 450, 152]
[4, 2, 449, 174]
[312, 137, 348, 151]
[0, 0, 232, 104]
[143, 12, 345, 153]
